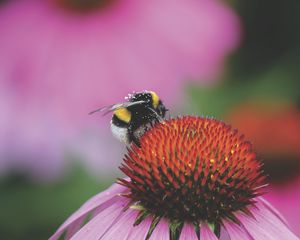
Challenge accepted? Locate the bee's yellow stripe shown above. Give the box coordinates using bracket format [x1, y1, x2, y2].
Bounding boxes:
[150, 91, 159, 109]
[114, 108, 131, 123]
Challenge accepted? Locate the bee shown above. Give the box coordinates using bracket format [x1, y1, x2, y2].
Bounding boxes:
[90, 91, 168, 146]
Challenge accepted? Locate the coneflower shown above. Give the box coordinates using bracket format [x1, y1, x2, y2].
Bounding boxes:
[50, 116, 299, 239]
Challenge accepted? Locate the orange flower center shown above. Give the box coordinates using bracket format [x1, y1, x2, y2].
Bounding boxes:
[119, 116, 266, 226]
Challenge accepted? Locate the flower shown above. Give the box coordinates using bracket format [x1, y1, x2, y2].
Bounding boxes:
[50, 116, 298, 239]
[0, 0, 240, 179]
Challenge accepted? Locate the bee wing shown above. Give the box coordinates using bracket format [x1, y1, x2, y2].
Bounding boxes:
[89, 100, 146, 115]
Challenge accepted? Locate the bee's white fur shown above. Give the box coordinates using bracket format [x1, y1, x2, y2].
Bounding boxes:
[110, 122, 130, 144]
[110, 121, 151, 145]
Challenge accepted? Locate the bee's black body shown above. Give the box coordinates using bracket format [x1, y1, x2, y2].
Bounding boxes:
[110, 91, 167, 146]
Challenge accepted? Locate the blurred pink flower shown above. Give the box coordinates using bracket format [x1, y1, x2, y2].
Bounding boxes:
[265, 179, 300, 237]
[0, 0, 240, 180]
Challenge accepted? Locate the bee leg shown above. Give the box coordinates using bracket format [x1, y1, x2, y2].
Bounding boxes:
[132, 136, 141, 148]
[152, 117, 160, 127]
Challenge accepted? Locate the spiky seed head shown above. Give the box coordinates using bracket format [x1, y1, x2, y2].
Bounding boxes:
[119, 116, 266, 225]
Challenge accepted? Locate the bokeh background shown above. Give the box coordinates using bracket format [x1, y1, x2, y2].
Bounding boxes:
[0, 0, 299, 239]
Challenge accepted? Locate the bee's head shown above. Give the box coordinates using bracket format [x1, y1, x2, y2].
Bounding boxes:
[129, 91, 168, 117]
[156, 100, 168, 118]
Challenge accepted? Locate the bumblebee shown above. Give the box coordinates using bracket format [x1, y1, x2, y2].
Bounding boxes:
[90, 91, 168, 146]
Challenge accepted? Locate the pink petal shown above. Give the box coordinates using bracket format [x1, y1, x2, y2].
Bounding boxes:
[127, 216, 152, 239]
[100, 209, 139, 239]
[65, 216, 86, 240]
[200, 223, 218, 240]
[69, 200, 126, 240]
[237, 198, 299, 240]
[258, 196, 289, 226]
[219, 227, 231, 240]
[265, 181, 300, 236]
[149, 218, 170, 240]
[180, 223, 198, 240]
[50, 183, 127, 240]
[223, 220, 253, 240]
